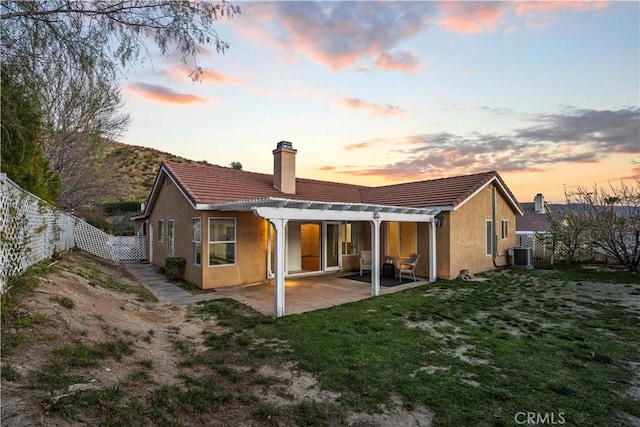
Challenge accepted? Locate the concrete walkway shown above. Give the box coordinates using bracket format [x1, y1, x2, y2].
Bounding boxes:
[122, 263, 223, 305]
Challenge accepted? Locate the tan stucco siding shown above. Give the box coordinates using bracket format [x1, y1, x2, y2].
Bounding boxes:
[201, 212, 268, 289]
[147, 176, 203, 286]
[496, 192, 517, 267]
[445, 185, 517, 279]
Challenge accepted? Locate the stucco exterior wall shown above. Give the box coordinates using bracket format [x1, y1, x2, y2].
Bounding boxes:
[201, 212, 268, 289]
[444, 185, 517, 279]
[147, 175, 203, 286]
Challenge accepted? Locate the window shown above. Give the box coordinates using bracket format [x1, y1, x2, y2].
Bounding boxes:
[157, 220, 164, 242]
[501, 220, 508, 239]
[167, 220, 175, 257]
[341, 222, 359, 255]
[192, 218, 201, 266]
[486, 220, 493, 256]
[209, 218, 235, 266]
[385, 221, 417, 257]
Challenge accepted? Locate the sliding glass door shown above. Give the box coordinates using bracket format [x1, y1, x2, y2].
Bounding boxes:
[324, 222, 341, 271]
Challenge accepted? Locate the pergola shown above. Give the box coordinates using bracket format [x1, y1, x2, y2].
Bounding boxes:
[200, 197, 441, 317]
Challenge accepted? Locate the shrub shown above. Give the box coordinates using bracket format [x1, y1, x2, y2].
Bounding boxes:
[165, 257, 186, 281]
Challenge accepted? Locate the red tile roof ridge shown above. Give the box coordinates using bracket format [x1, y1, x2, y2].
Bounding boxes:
[369, 170, 498, 190]
[162, 160, 372, 190]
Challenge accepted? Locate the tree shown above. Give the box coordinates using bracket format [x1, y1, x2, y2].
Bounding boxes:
[540, 201, 590, 266]
[38, 58, 130, 210]
[1, 1, 240, 83]
[230, 161, 243, 170]
[1, 1, 239, 209]
[566, 182, 640, 273]
[0, 67, 59, 203]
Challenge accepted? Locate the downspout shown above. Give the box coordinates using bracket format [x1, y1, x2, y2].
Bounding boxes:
[492, 186, 499, 268]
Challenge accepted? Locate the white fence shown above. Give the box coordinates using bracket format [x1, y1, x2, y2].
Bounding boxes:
[0, 173, 145, 292]
[515, 231, 549, 260]
[515, 230, 615, 263]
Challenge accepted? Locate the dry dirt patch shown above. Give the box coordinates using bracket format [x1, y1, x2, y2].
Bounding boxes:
[3, 253, 431, 426]
[1, 261, 216, 425]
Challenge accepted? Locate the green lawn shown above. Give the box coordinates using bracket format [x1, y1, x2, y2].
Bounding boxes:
[249, 267, 640, 426]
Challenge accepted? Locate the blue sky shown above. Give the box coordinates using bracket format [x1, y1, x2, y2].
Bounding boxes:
[120, 1, 640, 203]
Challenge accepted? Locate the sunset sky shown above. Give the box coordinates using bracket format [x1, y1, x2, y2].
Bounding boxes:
[120, 1, 640, 204]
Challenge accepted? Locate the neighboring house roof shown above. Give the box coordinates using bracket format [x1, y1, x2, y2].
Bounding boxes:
[143, 161, 523, 216]
[517, 202, 639, 232]
[517, 202, 568, 232]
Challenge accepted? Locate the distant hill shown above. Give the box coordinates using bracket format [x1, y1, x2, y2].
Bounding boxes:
[103, 141, 209, 203]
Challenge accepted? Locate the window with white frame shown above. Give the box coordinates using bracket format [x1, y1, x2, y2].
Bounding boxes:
[501, 220, 508, 239]
[209, 218, 235, 266]
[192, 218, 201, 266]
[341, 222, 359, 255]
[385, 221, 417, 258]
[167, 220, 175, 256]
[486, 220, 493, 256]
[157, 220, 164, 242]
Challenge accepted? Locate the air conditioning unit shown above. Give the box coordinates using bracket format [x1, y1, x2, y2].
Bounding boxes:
[512, 247, 533, 269]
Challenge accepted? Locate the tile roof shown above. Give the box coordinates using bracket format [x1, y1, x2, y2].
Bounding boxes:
[158, 161, 522, 213]
[163, 161, 366, 205]
[361, 171, 506, 209]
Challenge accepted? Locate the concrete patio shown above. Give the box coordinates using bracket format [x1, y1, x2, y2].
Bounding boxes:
[214, 273, 431, 316]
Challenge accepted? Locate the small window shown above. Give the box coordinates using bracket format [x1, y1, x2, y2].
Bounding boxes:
[158, 220, 164, 242]
[209, 218, 235, 266]
[341, 222, 359, 255]
[486, 220, 493, 256]
[192, 218, 201, 266]
[385, 221, 417, 257]
[501, 220, 508, 239]
[167, 220, 175, 257]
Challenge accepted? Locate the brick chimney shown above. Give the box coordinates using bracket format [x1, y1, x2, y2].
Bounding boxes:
[534, 193, 545, 214]
[273, 141, 297, 194]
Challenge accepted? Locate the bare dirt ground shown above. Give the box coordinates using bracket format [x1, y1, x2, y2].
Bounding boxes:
[1, 252, 432, 426]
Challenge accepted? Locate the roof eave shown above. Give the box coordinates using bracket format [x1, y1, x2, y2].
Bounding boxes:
[143, 163, 197, 217]
[452, 175, 524, 216]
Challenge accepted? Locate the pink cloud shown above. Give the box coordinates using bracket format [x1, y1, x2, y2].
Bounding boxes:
[516, 1, 608, 15]
[173, 66, 243, 85]
[237, 2, 433, 70]
[127, 82, 206, 104]
[438, 2, 506, 34]
[375, 50, 421, 72]
[342, 98, 406, 116]
[200, 70, 243, 85]
[516, 1, 608, 29]
[345, 142, 374, 151]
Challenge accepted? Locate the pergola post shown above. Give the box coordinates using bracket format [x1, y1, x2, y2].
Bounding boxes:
[429, 221, 437, 282]
[271, 218, 288, 317]
[370, 219, 381, 296]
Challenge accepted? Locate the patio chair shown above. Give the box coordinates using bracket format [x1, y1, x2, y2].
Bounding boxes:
[359, 250, 372, 276]
[396, 253, 420, 283]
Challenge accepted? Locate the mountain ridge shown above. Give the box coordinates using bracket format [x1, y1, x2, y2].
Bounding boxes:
[103, 141, 210, 203]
